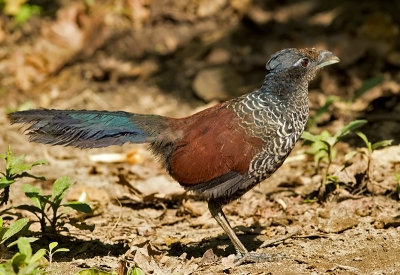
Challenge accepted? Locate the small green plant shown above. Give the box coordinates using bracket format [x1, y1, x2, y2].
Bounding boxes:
[18, 176, 92, 234]
[129, 266, 145, 275]
[303, 198, 317, 203]
[355, 131, 392, 182]
[307, 96, 339, 129]
[0, 217, 29, 247]
[350, 75, 384, 102]
[75, 266, 145, 275]
[46, 242, 69, 265]
[0, 146, 47, 205]
[0, 0, 41, 24]
[76, 269, 116, 275]
[0, 237, 46, 275]
[0, 238, 70, 274]
[302, 120, 367, 199]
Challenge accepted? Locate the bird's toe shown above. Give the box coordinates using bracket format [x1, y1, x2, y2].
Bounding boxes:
[234, 251, 284, 265]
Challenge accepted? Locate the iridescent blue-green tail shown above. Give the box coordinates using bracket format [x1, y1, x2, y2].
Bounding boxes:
[8, 109, 171, 148]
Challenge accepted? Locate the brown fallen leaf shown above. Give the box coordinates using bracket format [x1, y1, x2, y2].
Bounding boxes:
[335, 154, 367, 186]
[201, 248, 219, 265]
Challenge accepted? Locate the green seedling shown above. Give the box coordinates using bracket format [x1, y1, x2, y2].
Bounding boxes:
[355, 131, 392, 182]
[303, 198, 318, 203]
[351, 75, 384, 102]
[0, 217, 29, 247]
[47, 242, 69, 265]
[0, 237, 46, 275]
[0, 146, 47, 205]
[0, 238, 69, 274]
[75, 266, 145, 275]
[129, 266, 145, 275]
[307, 96, 339, 129]
[76, 269, 117, 275]
[302, 120, 367, 199]
[18, 176, 92, 234]
[0, 0, 41, 24]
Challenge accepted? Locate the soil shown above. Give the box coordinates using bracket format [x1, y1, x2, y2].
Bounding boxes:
[1, 0, 400, 274]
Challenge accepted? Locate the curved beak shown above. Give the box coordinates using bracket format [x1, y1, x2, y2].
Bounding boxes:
[316, 50, 340, 69]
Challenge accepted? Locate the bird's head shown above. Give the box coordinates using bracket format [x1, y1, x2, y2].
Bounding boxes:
[265, 48, 339, 81]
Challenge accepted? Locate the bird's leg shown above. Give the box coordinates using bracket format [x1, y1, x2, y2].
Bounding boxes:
[208, 200, 248, 254]
[208, 200, 278, 265]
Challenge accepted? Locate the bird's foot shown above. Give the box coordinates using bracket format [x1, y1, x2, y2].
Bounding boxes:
[234, 252, 283, 265]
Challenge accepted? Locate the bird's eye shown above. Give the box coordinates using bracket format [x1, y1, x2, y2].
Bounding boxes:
[301, 58, 309, 67]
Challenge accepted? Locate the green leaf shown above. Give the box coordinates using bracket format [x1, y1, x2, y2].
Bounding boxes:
[5, 148, 21, 170]
[323, 136, 337, 147]
[30, 248, 46, 263]
[11, 253, 26, 270]
[309, 138, 328, 153]
[22, 184, 41, 195]
[1, 218, 29, 244]
[19, 261, 41, 275]
[355, 131, 371, 152]
[52, 176, 70, 204]
[0, 217, 2, 228]
[345, 150, 358, 161]
[371, 139, 393, 151]
[334, 120, 367, 141]
[22, 184, 43, 209]
[15, 4, 42, 24]
[303, 129, 335, 163]
[303, 198, 317, 203]
[0, 264, 13, 274]
[3, 147, 46, 183]
[49, 242, 58, 252]
[8, 154, 29, 174]
[352, 75, 384, 102]
[8, 237, 38, 248]
[17, 237, 33, 258]
[301, 131, 318, 142]
[76, 268, 113, 275]
[32, 159, 48, 166]
[65, 201, 92, 213]
[16, 204, 43, 214]
[0, 177, 14, 189]
[129, 267, 145, 275]
[327, 175, 338, 184]
[53, 248, 70, 254]
[16, 172, 46, 181]
[307, 96, 337, 127]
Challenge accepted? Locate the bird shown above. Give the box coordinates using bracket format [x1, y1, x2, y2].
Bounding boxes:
[9, 48, 339, 264]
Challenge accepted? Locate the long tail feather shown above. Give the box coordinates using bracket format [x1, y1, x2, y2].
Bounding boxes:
[9, 109, 170, 148]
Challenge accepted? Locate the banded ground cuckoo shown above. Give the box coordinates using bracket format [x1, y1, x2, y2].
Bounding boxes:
[9, 48, 339, 264]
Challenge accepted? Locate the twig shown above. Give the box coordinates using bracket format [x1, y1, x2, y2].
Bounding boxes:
[293, 233, 330, 239]
[328, 264, 360, 272]
[260, 229, 300, 248]
[103, 197, 123, 239]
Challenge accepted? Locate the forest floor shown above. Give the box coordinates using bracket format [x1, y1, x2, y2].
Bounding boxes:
[1, 0, 400, 274]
